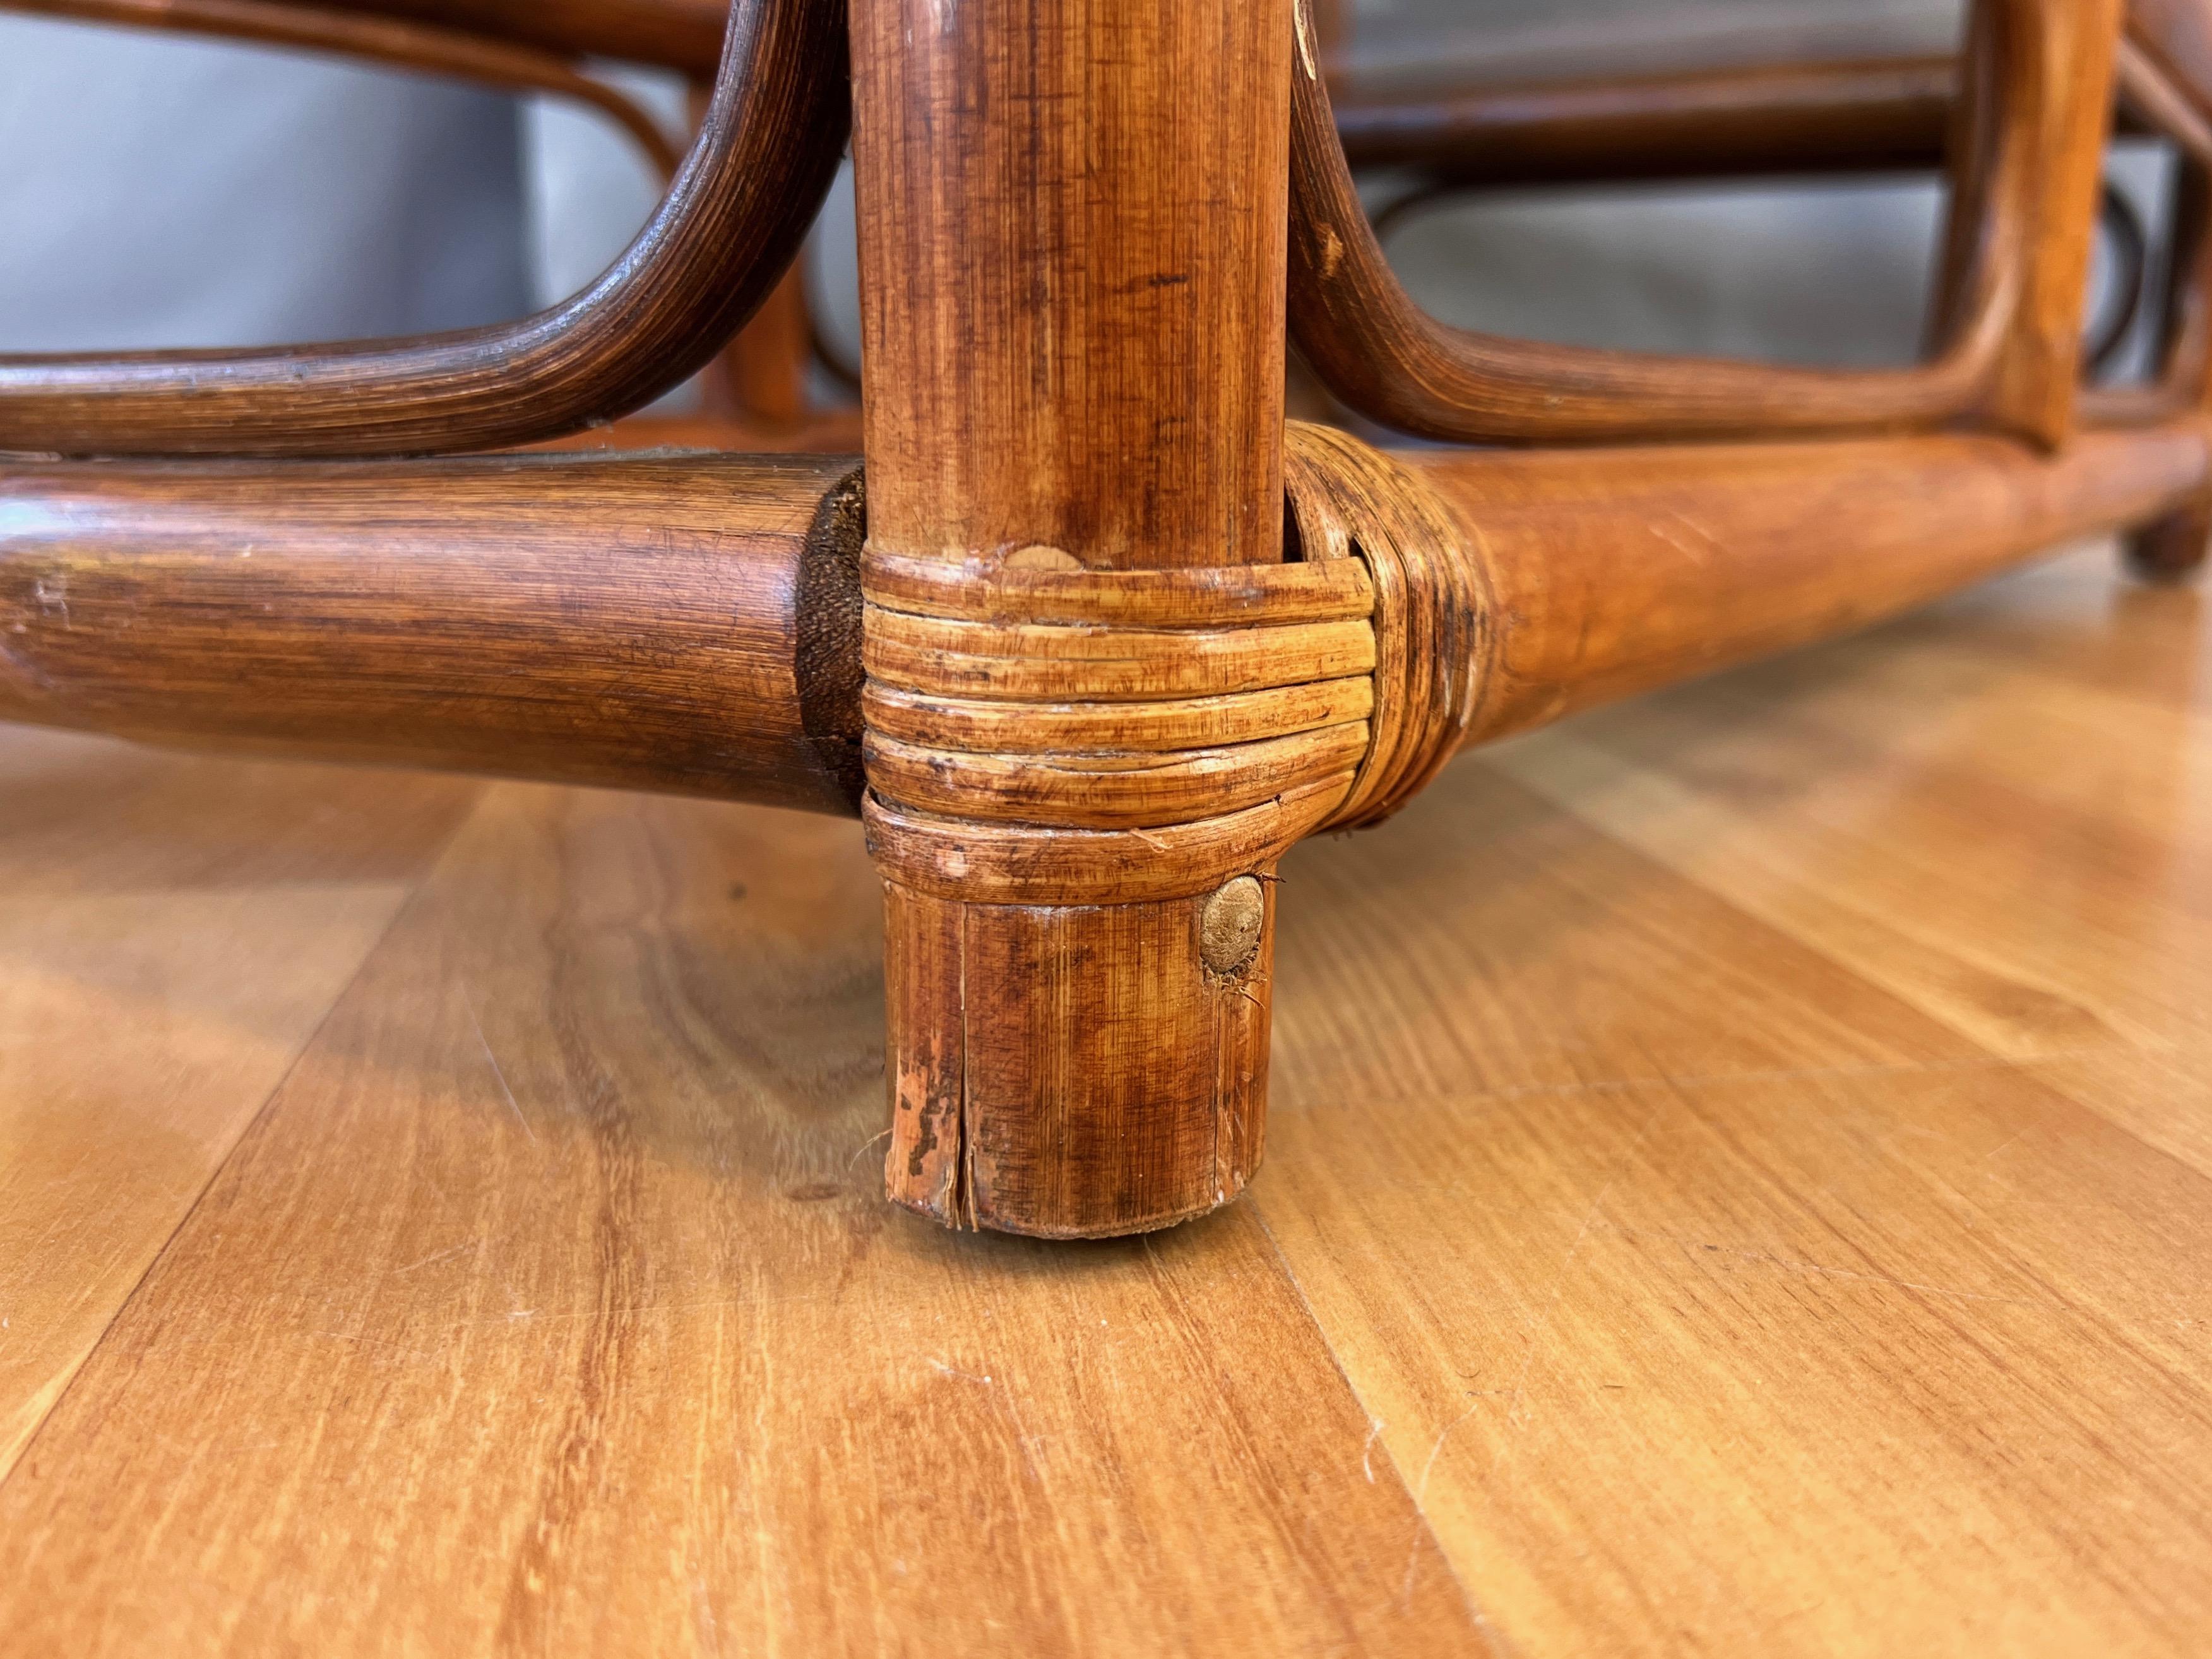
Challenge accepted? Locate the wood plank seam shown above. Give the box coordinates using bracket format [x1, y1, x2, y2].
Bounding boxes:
[1244, 1206, 1503, 1639]
[0, 779, 483, 1489]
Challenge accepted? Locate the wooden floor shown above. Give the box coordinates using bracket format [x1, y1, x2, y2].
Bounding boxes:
[1, 541, 2207, 1657]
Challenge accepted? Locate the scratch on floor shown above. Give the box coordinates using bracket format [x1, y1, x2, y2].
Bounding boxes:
[1970, 1127, 2032, 1173]
[1487, 1088, 1672, 1493]
[1720, 1244, 2050, 1309]
[1401, 1400, 1482, 1608]
[462, 990, 537, 1143]
[847, 1127, 893, 1171]
[926, 1357, 994, 1386]
[1412, 1402, 1480, 1507]
[1490, 1174, 1621, 1466]
[1247, 1207, 1500, 1639]
[1596, 1219, 2060, 1309]
[391, 1239, 476, 1276]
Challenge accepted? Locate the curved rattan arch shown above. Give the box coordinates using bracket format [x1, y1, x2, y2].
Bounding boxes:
[1286, 0, 2064, 445]
[0, 0, 847, 456]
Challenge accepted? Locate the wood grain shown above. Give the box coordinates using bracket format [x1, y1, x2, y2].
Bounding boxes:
[1249, 541, 2212, 1658]
[0, 727, 475, 1480]
[316, 0, 728, 75]
[1329, 30, 2204, 192]
[852, 0, 1297, 1236]
[2030, 1042, 2212, 1184]
[1333, 54, 1959, 185]
[0, 452, 868, 812]
[1933, 0, 2122, 446]
[1488, 603, 2212, 1061]
[2111, 15, 2212, 573]
[1415, 419, 2206, 746]
[524, 408, 863, 454]
[3, 542, 2209, 1653]
[13, 419, 2189, 835]
[850, 0, 1287, 570]
[0, 776, 1487, 1657]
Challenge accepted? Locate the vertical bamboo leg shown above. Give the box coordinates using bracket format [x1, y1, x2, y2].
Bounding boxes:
[2127, 156, 2212, 578]
[1932, 0, 2124, 448]
[687, 80, 818, 428]
[720, 261, 813, 427]
[2127, 499, 2212, 578]
[851, 0, 1294, 1236]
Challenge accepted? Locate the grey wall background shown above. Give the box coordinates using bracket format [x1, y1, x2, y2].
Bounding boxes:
[0, 1, 2167, 390]
[1337, 0, 2164, 377]
[0, 13, 529, 349]
[1346, 0, 1959, 81]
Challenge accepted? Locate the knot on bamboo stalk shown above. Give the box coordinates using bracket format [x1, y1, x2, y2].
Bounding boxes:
[858, 424, 1486, 904]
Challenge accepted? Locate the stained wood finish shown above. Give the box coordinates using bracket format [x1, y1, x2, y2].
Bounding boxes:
[2110, 137, 2212, 574]
[4, 540, 2211, 1653]
[2131, 0, 2212, 119]
[1288, 0, 2116, 446]
[1326, 15, 2204, 193]
[317, 0, 727, 74]
[850, 3, 1286, 569]
[853, 398, 2203, 1240]
[0, 0, 2197, 1263]
[0, 758, 1487, 1658]
[2057, 41, 2212, 427]
[2110, 14, 2212, 573]
[0, 729, 475, 1480]
[1, 419, 2199, 838]
[10, 0, 846, 434]
[524, 407, 862, 452]
[2128, 494, 2212, 578]
[2, 0, 685, 178]
[1334, 54, 1959, 185]
[1933, 0, 2122, 446]
[679, 76, 836, 428]
[0, 453, 866, 811]
[717, 258, 815, 426]
[1412, 417, 2208, 745]
[2117, 32, 2212, 162]
[852, 0, 1294, 1236]
[0, 0, 846, 457]
[1264, 725, 2212, 1657]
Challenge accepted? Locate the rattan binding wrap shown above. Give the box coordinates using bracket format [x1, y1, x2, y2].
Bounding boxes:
[860, 424, 1490, 902]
